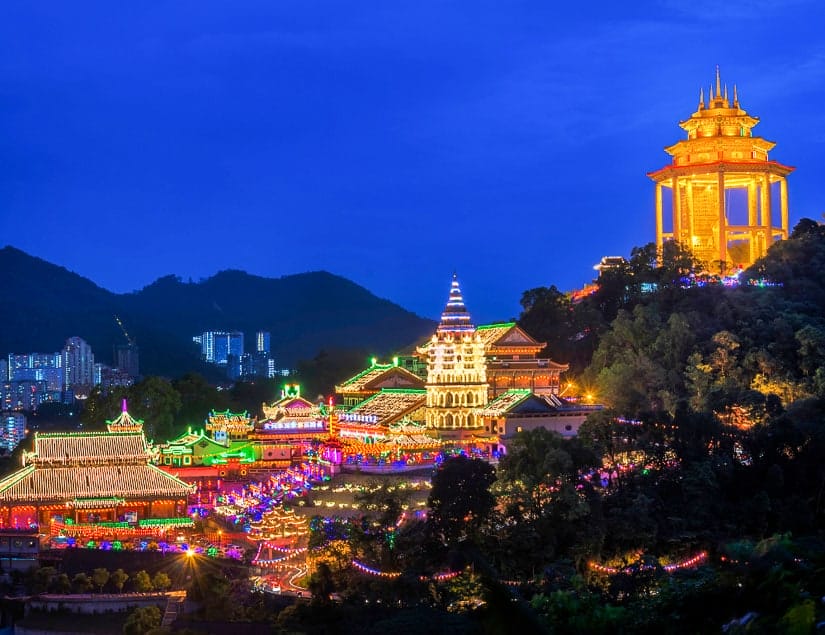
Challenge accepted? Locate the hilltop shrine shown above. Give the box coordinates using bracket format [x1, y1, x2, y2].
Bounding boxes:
[648, 67, 793, 269]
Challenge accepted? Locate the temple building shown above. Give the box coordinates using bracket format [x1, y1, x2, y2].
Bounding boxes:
[480, 390, 603, 454]
[250, 385, 328, 467]
[0, 402, 192, 531]
[649, 67, 793, 269]
[205, 409, 254, 444]
[475, 322, 569, 398]
[417, 274, 488, 441]
[335, 359, 424, 407]
[334, 387, 440, 464]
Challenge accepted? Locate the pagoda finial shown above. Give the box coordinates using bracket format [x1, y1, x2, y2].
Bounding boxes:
[724, 84, 729, 106]
[733, 84, 739, 107]
[437, 273, 475, 333]
[122, 398, 128, 413]
[699, 87, 705, 109]
[715, 65, 721, 98]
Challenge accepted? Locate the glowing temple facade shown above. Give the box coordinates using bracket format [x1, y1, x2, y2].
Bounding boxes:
[648, 67, 793, 269]
[418, 274, 488, 441]
[0, 403, 193, 532]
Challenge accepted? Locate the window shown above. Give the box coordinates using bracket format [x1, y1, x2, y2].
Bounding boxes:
[565, 425, 572, 432]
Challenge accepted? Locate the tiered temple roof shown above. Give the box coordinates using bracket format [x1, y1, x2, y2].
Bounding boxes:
[0, 463, 192, 504]
[479, 389, 533, 416]
[341, 389, 427, 428]
[0, 429, 193, 505]
[106, 400, 145, 434]
[32, 432, 149, 465]
[335, 362, 424, 395]
[480, 389, 596, 418]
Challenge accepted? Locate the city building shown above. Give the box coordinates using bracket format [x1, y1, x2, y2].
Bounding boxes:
[256, 331, 271, 355]
[197, 330, 245, 365]
[62, 336, 95, 392]
[7, 353, 64, 391]
[648, 67, 793, 269]
[115, 343, 140, 378]
[1, 412, 27, 453]
[0, 380, 50, 411]
[95, 365, 135, 391]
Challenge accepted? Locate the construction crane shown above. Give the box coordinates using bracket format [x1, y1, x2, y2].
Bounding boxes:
[114, 315, 136, 347]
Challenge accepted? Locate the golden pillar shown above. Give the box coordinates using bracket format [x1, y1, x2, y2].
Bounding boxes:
[686, 179, 696, 244]
[761, 174, 772, 257]
[671, 176, 681, 243]
[655, 183, 664, 250]
[780, 177, 789, 239]
[748, 179, 758, 264]
[717, 171, 727, 265]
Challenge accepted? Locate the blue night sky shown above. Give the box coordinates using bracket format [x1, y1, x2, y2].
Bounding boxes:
[2, 2, 824, 323]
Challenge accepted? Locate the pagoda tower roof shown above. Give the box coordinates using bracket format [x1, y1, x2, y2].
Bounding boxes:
[106, 400, 144, 434]
[436, 273, 475, 334]
[648, 66, 794, 182]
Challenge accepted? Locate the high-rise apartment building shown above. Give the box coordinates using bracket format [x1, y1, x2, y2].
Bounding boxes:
[8, 353, 64, 391]
[62, 336, 94, 391]
[1, 412, 27, 452]
[197, 331, 244, 365]
[0, 381, 50, 411]
[256, 331, 271, 354]
[114, 344, 140, 378]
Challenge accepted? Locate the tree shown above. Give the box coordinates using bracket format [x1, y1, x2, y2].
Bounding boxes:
[92, 567, 110, 593]
[110, 568, 129, 593]
[130, 376, 182, 441]
[71, 572, 93, 594]
[50, 573, 72, 594]
[151, 571, 171, 592]
[122, 605, 162, 635]
[81, 385, 126, 430]
[29, 566, 57, 594]
[172, 372, 227, 428]
[132, 570, 153, 592]
[427, 456, 496, 547]
[308, 562, 335, 606]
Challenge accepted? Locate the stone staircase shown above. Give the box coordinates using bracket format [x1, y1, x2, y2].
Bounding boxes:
[161, 592, 186, 628]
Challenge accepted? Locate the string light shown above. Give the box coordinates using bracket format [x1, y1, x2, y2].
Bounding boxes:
[589, 551, 708, 575]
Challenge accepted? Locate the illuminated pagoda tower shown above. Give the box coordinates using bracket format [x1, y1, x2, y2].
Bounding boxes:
[648, 67, 793, 269]
[418, 274, 488, 441]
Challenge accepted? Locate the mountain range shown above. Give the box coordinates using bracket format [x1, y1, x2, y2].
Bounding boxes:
[0, 246, 436, 377]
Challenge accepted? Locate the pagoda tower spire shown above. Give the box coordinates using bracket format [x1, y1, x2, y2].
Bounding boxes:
[437, 272, 475, 333]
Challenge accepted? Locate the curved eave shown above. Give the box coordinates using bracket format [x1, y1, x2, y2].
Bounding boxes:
[647, 160, 795, 183]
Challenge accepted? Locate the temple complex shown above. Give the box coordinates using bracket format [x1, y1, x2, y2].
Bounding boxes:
[648, 67, 793, 269]
[0, 402, 192, 532]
